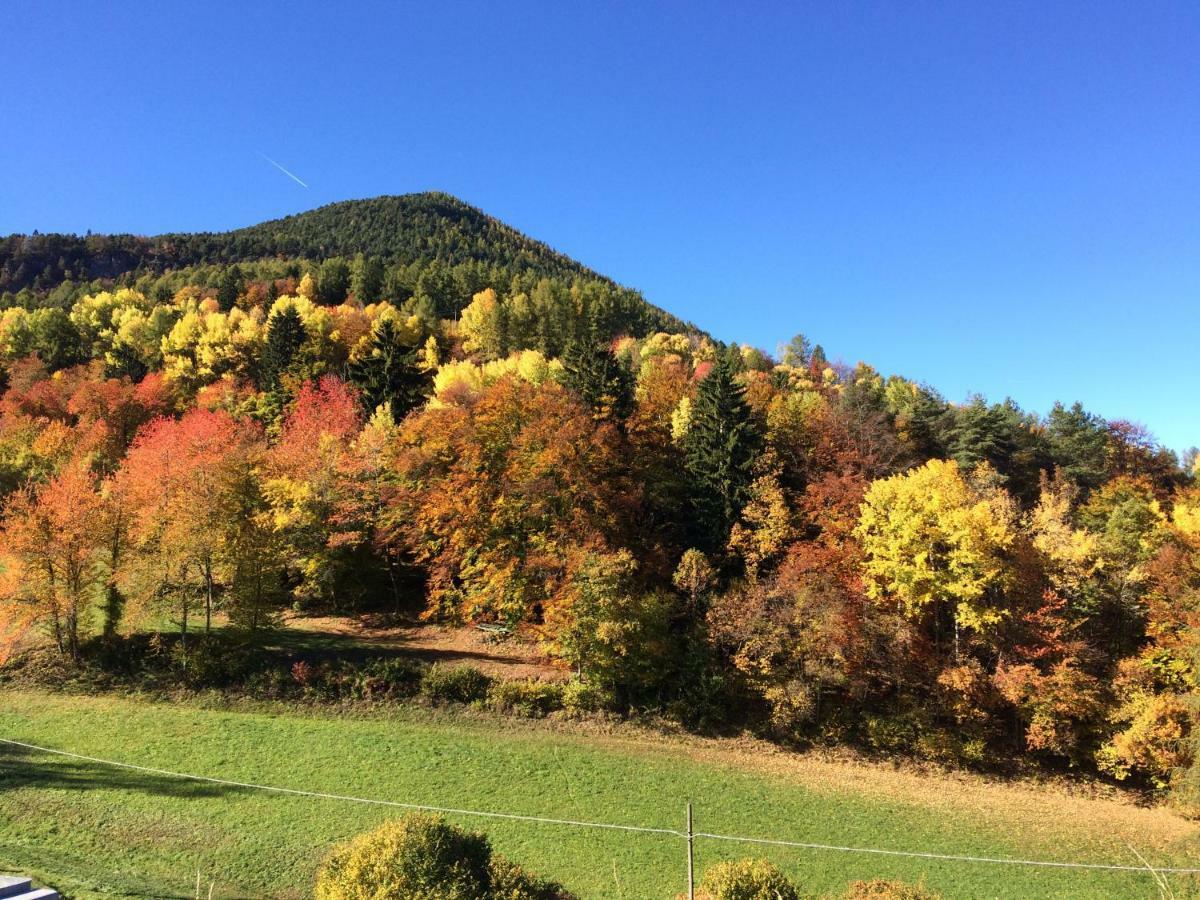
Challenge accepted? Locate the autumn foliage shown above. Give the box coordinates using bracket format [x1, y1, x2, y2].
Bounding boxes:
[0, 270, 1197, 809]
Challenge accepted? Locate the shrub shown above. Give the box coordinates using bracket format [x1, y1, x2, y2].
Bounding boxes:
[420, 664, 492, 705]
[560, 678, 614, 716]
[315, 814, 576, 899]
[350, 657, 427, 701]
[315, 814, 490, 899]
[487, 857, 575, 899]
[175, 637, 256, 688]
[698, 858, 799, 900]
[860, 710, 926, 755]
[245, 666, 290, 699]
[843, 879, 942, 899]
[291, 660, 314, 686]
[487, 679, 564, 718]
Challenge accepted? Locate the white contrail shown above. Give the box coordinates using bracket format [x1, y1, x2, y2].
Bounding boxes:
[259, 153, 309, 188]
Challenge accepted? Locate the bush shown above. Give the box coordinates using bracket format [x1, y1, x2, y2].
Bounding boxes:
[698, 858, 799, 900]
[349, 657, 427, 701]
[245, 666, 290, 699]
[420, 664, 492, 705]
[843, 879, 941, 899]
[315, 814, 576, 899]
[487, 679, 564, 718]
[315, 814, 490, 899]
[560, 678, 614, 716]
[860, 710, 926, 755]
[174, 637, 257, 688]
[487, 857, 575, 899]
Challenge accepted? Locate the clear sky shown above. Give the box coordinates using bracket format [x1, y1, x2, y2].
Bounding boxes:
[3, 1, 1197, 452]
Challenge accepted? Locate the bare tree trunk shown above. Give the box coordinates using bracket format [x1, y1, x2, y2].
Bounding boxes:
[180, 596, 189, 667]
[204, 558, 213, 635]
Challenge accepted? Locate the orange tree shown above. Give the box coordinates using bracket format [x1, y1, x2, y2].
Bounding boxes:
[385, 375, 638, 634]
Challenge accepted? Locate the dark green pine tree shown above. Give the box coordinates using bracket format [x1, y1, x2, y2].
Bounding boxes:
[1046, 401, 1110, 494]
[948, 397, 1049, 504]
[216, 265, 244, 312]
[352, 254, 385, 304]
[347, 319, 430, 421]
[105, 342, 149, 382]
[684, 354, 761, 554]
[561, 338, 635, 423]
[903, 385, 951, 461]
[316, 257, 352, 305]
[261, 306, 306, 390]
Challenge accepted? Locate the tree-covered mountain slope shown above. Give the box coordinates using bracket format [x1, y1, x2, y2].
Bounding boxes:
[0, 193, 694, 335]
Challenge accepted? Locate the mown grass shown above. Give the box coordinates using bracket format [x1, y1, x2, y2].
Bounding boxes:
[0, 689, 1198, 899]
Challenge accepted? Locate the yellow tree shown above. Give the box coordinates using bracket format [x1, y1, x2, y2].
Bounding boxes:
[459, 288, 506, 358]
[855, 458, 1019, 655]
[727, 470, 795, 583]
[1027, 472, 1102, 601]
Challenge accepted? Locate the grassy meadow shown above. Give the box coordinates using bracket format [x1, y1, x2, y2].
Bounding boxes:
[0, 689, 1198, 899]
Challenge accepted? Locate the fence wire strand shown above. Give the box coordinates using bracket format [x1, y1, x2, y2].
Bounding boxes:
[691, 830, 1200, 874]
[0, 737, 681, 838]
[4, 736, 1200, 877]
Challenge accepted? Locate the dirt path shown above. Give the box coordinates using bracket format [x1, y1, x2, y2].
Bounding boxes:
[279, 613, 569, 681]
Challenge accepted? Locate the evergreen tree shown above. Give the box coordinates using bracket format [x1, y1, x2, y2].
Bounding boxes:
[261, 306, 306, 390]
[901, 385, 951, 461]
[105, 342, 149, 382]
[1046, 401, 1109, 493]
[352, 254, 385, 304]
[316, 257, 351, 305]
[684, 355, 761, 554]
[561, 338, 635, 423]
[948, 397, 1049, 504]
[347, 319, 429, 421]
[216, 265, 243, 312]
[415, 262, 459, 318]
[949, 397, 1017, 473]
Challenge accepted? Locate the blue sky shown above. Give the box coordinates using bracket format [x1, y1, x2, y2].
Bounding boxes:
[3, 1, 1197, 451]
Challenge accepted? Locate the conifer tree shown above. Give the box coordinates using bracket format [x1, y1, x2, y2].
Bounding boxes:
[347, 319, 429, 421]
[683, 355, 761, 554]
[261, 306, 306, 390]
[1046, 401, 1109, 493]
[216, 265, 243, 312]
[561, 338, 634, 423]
[316, 257, 351, 305]
[352, 254, 385, 304]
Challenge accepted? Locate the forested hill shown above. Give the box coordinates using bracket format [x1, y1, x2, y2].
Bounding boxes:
[0, 193, 694, 335]
[165, 193, 605, 278]
[0, 186, 1198, 816]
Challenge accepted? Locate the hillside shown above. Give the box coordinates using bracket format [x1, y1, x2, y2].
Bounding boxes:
[0, 187, 1195, 893]
[0, 192, 693, 334]
[0, 193, 595, 289]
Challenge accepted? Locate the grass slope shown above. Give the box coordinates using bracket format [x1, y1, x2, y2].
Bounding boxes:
[0, 690, 1197, 899]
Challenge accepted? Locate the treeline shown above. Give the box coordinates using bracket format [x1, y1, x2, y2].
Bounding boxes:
[0, 265, 1198, 811]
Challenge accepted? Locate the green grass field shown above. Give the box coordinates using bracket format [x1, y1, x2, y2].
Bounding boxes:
[1, 690, 1198, 899]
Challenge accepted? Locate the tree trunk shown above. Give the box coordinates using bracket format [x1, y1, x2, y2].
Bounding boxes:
[204, 559, 213, 635]
[180, 597, 189, 668]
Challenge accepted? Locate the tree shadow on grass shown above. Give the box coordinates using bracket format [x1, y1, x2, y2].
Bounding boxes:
[0, 744, 250, 801]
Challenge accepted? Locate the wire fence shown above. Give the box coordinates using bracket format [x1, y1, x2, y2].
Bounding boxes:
[3, 735, 1200, 897]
